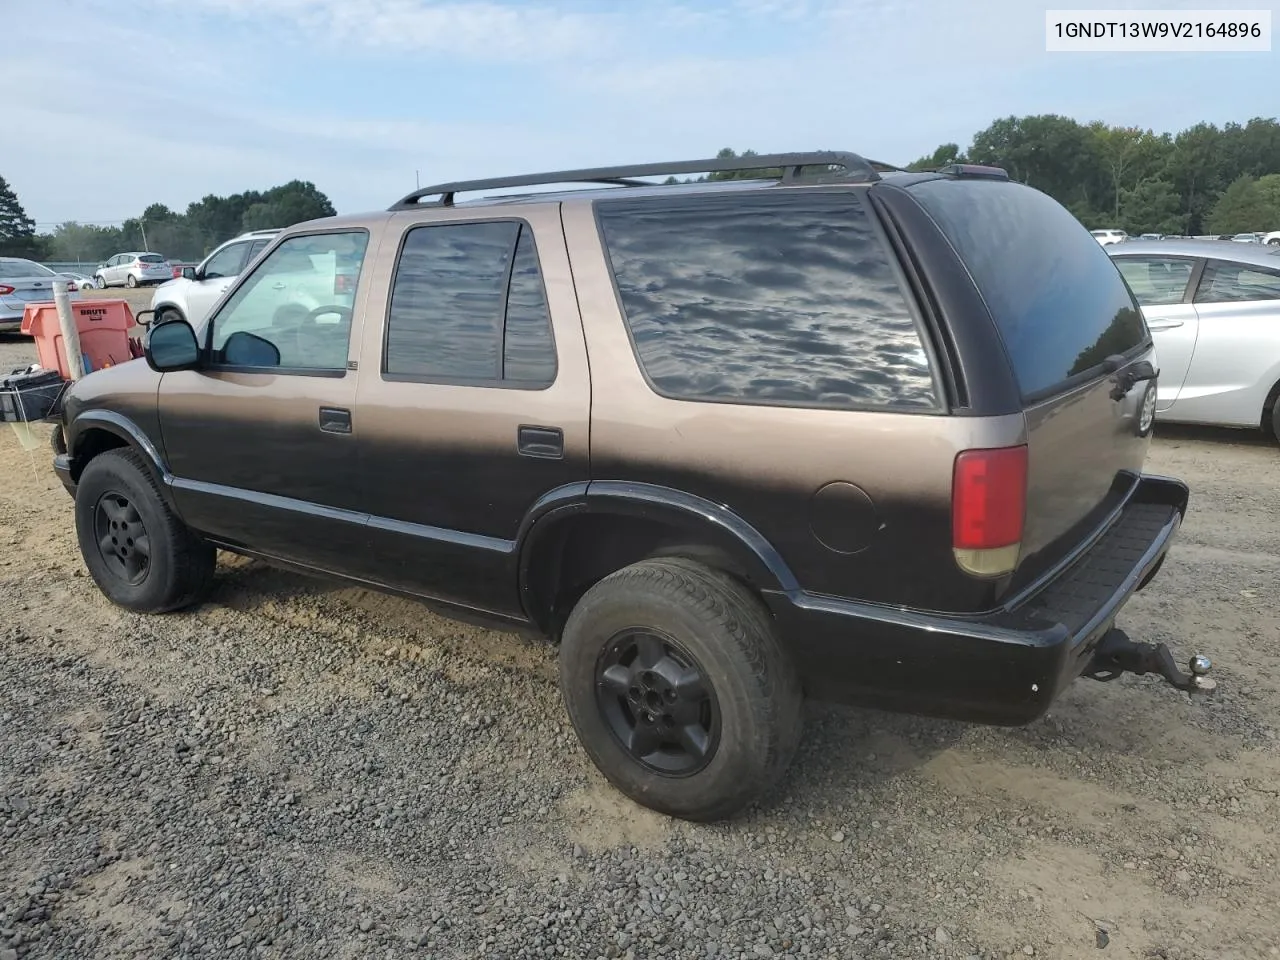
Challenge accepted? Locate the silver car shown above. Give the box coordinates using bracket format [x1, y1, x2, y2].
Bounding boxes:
[1108, 239, 1280, 442]
[94, 252, 172, 288]
[0, 258, 80, 332]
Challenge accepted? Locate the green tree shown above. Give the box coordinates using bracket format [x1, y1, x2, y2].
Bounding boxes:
[906, 143, 962, 172]
[1207, 175, 1267, 233]
[1121, 178, 1185, 235]
[1254, 173, 1280, 225]
[240, 180, 336, 231]
[0, 175, 38, 256]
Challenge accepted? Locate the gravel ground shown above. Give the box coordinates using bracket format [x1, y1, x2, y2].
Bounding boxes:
[1, 326, 1278, 960]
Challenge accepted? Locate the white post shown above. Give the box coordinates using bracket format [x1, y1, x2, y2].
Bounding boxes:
[52, 280, 85, 380]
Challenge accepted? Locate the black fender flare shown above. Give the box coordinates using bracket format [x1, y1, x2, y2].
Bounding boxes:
[66, 410, 176, 506]
[515, 480, 799, 630]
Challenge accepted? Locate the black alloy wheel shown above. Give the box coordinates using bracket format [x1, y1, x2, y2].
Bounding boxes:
[93, 491, 151, 585]
[595, 628, 720, 776]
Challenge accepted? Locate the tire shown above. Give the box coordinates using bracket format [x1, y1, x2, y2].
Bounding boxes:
[1268, 238, 1280, 246]
[558, 557, 803, 822]
[155, 307, 184, 326]
[126, 274, 138, 288]
[1270, 396, 1280, 446]
[94, 275, 106, 289]
[74, 448, 216, 613]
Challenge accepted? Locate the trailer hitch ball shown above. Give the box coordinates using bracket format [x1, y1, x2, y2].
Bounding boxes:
[1085, 628, 1217, 694]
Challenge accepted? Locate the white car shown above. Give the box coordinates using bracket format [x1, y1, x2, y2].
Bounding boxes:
[151, 230, 280, 329]
[1091, 228, 1128, 246]
[1109, 239, 1280, 442]
[95, 252, 173, 288]
[1264, 230, 1280, 247]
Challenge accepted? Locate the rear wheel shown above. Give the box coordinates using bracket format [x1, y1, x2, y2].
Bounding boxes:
[74, 448, 216, 613]
[126, 274, 138, 288]
[558, 557, 803, 822]
[155, 307, 184, 327]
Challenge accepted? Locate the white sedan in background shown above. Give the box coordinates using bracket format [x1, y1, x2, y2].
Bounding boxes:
[1108, 239, 1280, 443]
[0, 258, 80, 332]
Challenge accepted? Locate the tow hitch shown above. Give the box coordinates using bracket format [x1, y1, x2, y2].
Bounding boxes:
[1085, 627, 1216, 693]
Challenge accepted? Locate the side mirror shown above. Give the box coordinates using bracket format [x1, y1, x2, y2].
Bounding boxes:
[222, 331, 281, 368]
[182, 266, 197, 281]
[145, 318, 201, 372]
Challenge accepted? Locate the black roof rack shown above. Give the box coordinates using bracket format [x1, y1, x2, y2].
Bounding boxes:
[390, 151, 888, 209]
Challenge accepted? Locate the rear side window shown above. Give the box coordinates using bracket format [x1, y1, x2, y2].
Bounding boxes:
[595, 190, 938, 410]
[1194, 260, 1280, 303]
[908, 179, 1148, 401]
[384, 220, 557, 386]
[1112, 256, 1195, 306]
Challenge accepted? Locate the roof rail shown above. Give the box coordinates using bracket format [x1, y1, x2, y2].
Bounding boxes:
[390, 151, 886, 208]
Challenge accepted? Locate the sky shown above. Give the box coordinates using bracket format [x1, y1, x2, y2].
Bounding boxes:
[5, 0, 1277, 227]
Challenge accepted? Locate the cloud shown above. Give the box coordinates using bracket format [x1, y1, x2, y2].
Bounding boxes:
[7, 0, 1277, 228]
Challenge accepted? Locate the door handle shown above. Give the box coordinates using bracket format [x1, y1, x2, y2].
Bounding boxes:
[517, 425, 564, 459]
[271, 282, 287, 290]
[319, 407, 352, 434]
[1146, 318, 1183, 331]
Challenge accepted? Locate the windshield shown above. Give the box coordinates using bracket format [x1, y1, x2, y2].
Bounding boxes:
[0, 259, 56, 279]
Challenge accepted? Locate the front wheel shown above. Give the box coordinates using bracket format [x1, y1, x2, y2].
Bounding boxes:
[558, 557, 803, 822]
[94, 275, 106, 289]
[74, 448, 216, 613]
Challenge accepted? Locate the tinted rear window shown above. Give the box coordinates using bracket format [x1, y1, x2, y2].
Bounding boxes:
[595, 189, 938, 411]
[138, 254, 166, 263]
[908, 179, 1147, 400]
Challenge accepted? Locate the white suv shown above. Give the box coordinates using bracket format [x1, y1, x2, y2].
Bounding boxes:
[1090, 229, 1128, 246]
[150, 229, 280, 328]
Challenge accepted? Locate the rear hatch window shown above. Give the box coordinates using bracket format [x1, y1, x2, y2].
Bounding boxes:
[138, 254, 166, 263]
[907, 179, 1148, 402]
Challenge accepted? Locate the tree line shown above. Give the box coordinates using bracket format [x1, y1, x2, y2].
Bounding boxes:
[0, 178, 336, 264]
[670, 115, 1280, 236]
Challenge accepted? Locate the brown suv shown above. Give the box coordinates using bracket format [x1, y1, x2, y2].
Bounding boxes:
[49, 152, 1213, 822]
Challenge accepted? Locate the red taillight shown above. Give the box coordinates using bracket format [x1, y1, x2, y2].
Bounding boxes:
[0, 284, 14, 295]
[952, 445, 1027, 577]
[66, 281, 77, 292]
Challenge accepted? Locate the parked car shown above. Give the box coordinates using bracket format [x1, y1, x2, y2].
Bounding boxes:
[1091, 228, 1128, 245]
[1109, 239, 1280, 441]
[0, 258, 80, 332]
[150, 230, 280, 329]
[50, 153, 1208, 821]
[56, 272, 97, 291]
[1263, 230, 1280, 246]
[94, 252, 173, 289]
[1230, 232, 1264, 244]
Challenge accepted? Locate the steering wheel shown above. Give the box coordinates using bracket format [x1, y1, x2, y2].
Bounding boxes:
[293, 304, 354, 367]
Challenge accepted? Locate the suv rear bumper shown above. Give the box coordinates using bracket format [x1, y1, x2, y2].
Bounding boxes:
[764, 474, 1189, 725]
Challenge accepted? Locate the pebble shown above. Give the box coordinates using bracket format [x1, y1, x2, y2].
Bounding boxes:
[359, 918, 374, 932]
[831, 831, 845, 843]
[935, 926, 952, 943]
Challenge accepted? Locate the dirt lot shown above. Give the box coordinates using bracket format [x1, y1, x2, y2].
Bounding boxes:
[2, 316, 1278, 959]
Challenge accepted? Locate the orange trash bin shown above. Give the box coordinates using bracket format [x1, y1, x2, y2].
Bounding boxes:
[20, 299, 137, 379]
